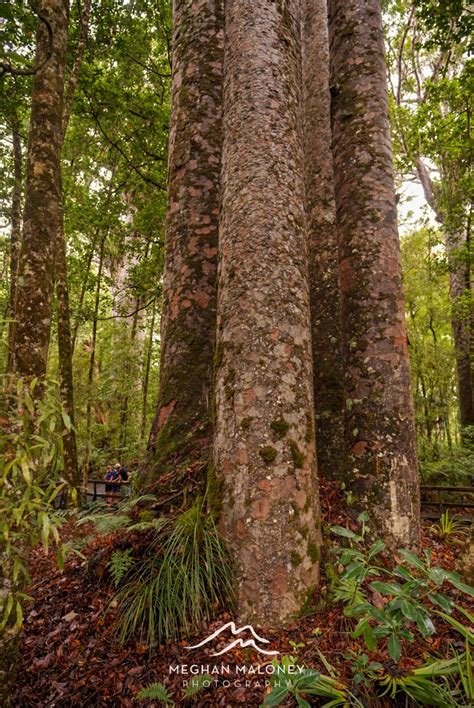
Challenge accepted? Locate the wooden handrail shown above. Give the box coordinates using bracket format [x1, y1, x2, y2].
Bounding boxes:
[421, 485, 474, 493]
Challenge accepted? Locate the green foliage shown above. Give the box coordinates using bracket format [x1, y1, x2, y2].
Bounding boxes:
[114, 499, 234, 646]
[330, 514, 474, 663]
[182, 673, 213, 698]
[0, 377, 69, 635]
[262, 655, 357, 708]
[136, 674, 213, 705]
[432, 510, 470, 542]
[107, 549, 134, 587]
[136, 682, 174, 704]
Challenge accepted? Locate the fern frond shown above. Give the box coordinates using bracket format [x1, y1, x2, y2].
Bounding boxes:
[136, 682, 174, 704]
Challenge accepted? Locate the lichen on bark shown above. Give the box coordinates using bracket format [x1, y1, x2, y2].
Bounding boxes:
[214, 0, 322, 624]
[143, 0, 224, 492]
[11, 0, 69, 381]
[328, 0, 420, 548]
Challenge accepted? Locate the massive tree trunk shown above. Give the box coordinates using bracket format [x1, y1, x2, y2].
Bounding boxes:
[6, 113, 22, 374]
[214, 0, 321, 623]
[11, 0, 69, 381]
[144, 0, 223, 489]
[302, 0, 344, 480]
[328, 0, 420, 547]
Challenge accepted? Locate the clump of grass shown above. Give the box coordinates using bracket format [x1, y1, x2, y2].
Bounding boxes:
[115, 498, 234, 646]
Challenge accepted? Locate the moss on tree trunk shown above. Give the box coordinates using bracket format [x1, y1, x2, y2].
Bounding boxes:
[214, 0, 322, 624]
[11, 0, 69, 381]
[143, 0, 224, 492]
[328, 0, 420, 548]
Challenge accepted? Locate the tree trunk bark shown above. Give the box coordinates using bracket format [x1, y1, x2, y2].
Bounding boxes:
[55, 210, 80, 490]
[446, 226, 474, 432]
[302, 0, 344, 480]
[214, 0, 321, 624]
[144, 0, 223, 489]
[6, 113, 23, 375]
[141, 298, 157, 442]
[11, 0, 69, 381]
[328, 0, 420, 548]
[53, 0, 91, 495]
[415, 157, 473, 436]
[84, 234, 105, 476]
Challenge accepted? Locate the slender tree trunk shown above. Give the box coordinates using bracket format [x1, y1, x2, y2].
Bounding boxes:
[53, 0, 91, 496]
[55, 208, 80, 490]
[84, 235, 105, 476]
[415, 158, 474, 435]
[11, 0, 69, 381]
[2, 3, 68, 701]
[214, 0, 321, 624]
[302, 0, 344, 480]
[446, 225, 474, 432]
[144, 0, 223, 489]
[141, 299, 156, 442]
[6, 113, 23, 374]
[119, 299, 141, 452]
[328, 0, 420, 547]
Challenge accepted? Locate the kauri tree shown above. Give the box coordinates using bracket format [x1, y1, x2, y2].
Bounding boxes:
[328, 0, 420, 547]
[214, 0, 322, 623]
[145, 0, 224, 491]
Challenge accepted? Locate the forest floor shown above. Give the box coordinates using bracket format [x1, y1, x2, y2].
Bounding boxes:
[12, 480, 471, 707]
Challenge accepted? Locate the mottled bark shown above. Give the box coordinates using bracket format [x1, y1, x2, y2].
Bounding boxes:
[145, 0, 223, 485]
[302, 0, 344, 479]
[214, 0, 321, 623]
[52, 0, 91, 494]
[328, 0, 420, 547]
[6, 113, 22, 374]
[11, 0, 69, 380]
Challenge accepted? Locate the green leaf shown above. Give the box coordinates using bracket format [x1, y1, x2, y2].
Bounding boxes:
[427, 592, 452, 612]
[263, 684, 290, 705]
[400, 599, 419, 621]
[388, 633, 401, 662]
[295, 693, 311, 708]
[399, 549, 425, 571]
[330, 526, 360, 540]
[443, 571, 474, 597]
[369, 581, 402, 596]
[368, 540, 386, 558]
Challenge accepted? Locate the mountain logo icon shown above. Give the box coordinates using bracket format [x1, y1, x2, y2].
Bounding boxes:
[185, 621, 280, 657]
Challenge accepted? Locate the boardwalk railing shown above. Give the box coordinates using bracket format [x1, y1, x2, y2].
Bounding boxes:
[420, 484, 474, 520]
[86, 478, 131, 504]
